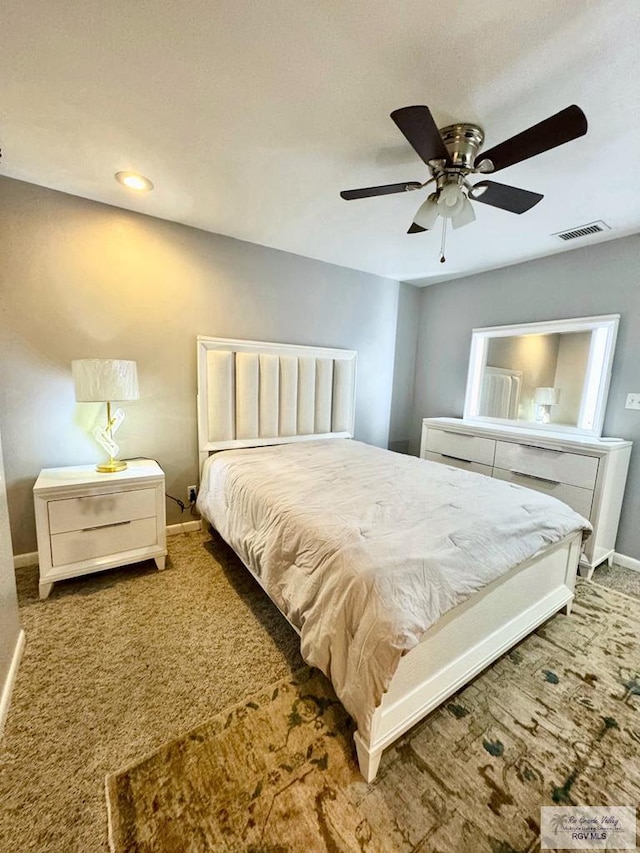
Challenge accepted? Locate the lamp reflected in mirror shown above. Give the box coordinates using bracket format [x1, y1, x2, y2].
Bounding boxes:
[534, 387, 560, 424]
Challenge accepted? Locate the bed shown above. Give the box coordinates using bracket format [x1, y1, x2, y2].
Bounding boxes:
[195, 336, 590, 782]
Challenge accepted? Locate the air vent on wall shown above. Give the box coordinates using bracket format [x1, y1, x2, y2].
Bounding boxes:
[552, 220, 611, 242]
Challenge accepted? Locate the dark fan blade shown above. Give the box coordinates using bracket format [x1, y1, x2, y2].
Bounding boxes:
[476, 105, 587, 173]
[407, 222, 426, 233]
[340, 181, 422, 200]
[390, 106, 451, 166]
[471, 180, 543, 214]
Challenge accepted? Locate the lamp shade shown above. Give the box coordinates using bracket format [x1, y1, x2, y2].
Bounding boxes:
[72, 359, 139, 402]
[534, 386, 560, 406]
[414, 194, 439, 229]
[452, 196, 476, 230]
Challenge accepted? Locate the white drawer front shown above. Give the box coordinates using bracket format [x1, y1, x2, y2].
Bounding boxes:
[48, 488, 157, 535]
[424, 429, 495, 467]
[493, 467, 593, 519]
[423, 451, 493, 477]
[494, 441, 598, 490]
[50, 516, 158, 568]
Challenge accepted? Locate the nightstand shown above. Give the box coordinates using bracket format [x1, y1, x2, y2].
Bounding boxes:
[33, 459, 167, 600]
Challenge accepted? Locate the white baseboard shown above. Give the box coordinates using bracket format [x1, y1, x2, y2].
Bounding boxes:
[14, 552, 38, 569]
[613, 552, 640, 573]
[166, 519, 203, 536]
[0, 629, 25, 738]
[14, 520, 203, 569]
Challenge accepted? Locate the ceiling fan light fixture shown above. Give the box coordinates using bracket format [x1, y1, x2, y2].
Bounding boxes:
[413, 194, 439, 229]
[452, 196, 476, 230]
[438, 181, 461, 207]
[436, 186, 466, 219]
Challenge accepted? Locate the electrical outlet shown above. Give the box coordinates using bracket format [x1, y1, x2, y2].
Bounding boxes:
[187, 485, 198, 503]
[625, 393, 640, 411]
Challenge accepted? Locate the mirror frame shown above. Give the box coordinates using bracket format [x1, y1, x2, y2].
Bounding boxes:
[463, 314, 620, 437]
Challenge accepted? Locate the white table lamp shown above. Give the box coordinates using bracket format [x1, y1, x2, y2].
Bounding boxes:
[72, 359, 139, 472]
[534, 386, 560, 424]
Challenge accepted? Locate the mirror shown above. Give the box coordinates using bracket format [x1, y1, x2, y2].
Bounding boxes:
[463, 315, 619, 436]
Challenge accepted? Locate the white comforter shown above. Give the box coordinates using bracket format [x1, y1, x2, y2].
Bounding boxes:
[197, 439, 590, 737]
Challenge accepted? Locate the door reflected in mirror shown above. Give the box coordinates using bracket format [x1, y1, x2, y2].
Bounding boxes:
[465, 316, 619, 437]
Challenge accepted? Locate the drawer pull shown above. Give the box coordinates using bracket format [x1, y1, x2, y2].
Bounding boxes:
[81, 520, 132, 533]
[509, 469, 560, 486]
[519, 443, 563, 454]
[440, 453, 470, 463]
[442, 430, 476, 439]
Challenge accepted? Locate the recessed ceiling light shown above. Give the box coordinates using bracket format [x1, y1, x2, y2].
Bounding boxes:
[114, 171, 154, 192]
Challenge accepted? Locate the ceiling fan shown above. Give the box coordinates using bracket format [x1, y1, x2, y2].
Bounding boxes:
[340, 104, 587, 262]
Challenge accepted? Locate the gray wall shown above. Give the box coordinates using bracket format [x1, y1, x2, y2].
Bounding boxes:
[411, 232, 640, 559]
[0, 177, 411, 555]
[0, 428, 21, 726]
[388, 282, 421, 454]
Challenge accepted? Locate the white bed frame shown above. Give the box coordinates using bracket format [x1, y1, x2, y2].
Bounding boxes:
[196, 336, 582, 782]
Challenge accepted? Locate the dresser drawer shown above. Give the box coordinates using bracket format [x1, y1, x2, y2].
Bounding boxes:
[424, 428, 495, 467]
[49, 516, 158, 568]
[493, 467, 593, 519]
[423, 451, 493, 477]
[48, 488, 157, 535]
[494, 441, 598, 490]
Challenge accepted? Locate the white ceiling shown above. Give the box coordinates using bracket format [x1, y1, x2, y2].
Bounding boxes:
[1, 0, 639, 285]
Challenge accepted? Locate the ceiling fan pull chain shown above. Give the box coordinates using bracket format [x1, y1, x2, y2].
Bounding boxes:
[440, 217, 447, 263]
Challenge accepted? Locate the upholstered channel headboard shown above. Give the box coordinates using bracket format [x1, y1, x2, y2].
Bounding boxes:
[197, 337, 357, 463]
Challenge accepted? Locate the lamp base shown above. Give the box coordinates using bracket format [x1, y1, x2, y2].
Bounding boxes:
[96, 459, 128, 473]
[535, 404, 551, 424]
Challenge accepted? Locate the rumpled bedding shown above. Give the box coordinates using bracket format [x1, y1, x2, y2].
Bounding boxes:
[197, 438, 591, 737]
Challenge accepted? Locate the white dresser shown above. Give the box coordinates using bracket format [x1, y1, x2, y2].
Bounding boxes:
[420, 417, 632, 578]
[34, 459, 167, 599]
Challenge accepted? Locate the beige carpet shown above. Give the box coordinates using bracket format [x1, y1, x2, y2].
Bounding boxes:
[0, 531, 303, 853]
[592, 559, 640, 597]
[0, 530, 638, 852]
[106, 580, 640, 852]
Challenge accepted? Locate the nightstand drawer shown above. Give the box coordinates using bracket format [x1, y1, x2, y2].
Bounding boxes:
[50, 516, 158, 567]
[493, 467, 593, 519]
[423, 451, 493, 477]
[48, 488, 157, 535]
[424, 428, 495, 466]
[494, 441, 598, 490]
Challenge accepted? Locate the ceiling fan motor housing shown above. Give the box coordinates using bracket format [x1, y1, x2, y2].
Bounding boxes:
[439, 123, 484, 169]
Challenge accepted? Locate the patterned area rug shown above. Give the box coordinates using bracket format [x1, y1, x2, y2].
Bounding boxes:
[106, 581, 640, 852]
